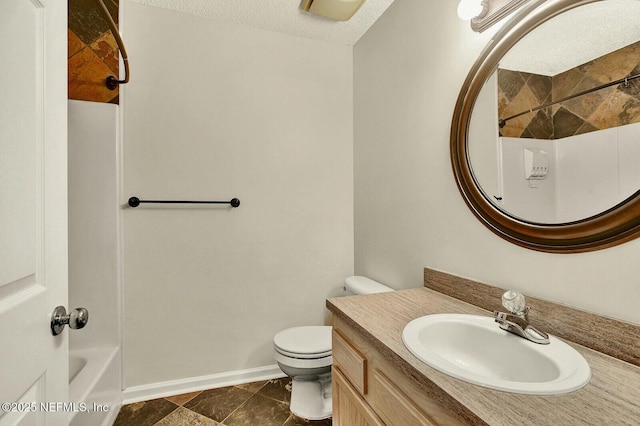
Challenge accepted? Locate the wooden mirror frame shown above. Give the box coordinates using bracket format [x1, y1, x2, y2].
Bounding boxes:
[451, 0, 640, 253]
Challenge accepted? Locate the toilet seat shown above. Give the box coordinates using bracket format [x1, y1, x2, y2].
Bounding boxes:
[274, 326, 332, 359]
[274, 351, 333, 370]
[275, 347, 332, 359]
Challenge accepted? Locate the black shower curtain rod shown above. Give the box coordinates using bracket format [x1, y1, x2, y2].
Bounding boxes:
[92, 0, 130, 90]
[498, 72, 640, 128]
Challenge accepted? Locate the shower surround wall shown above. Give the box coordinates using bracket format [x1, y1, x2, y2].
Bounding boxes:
[353, 0, 640, 326]
[122, 1, 353, 396]
[498, 41, 640, 139]
[68, 100, 122, 425]
[499, 122, 640, 223]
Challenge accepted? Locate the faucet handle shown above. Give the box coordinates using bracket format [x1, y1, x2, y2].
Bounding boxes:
[502, 290, 526, 315]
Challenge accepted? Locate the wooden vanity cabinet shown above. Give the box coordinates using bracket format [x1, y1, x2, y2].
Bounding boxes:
[333, 367, 384, 426]
[332, 316, 466, 426]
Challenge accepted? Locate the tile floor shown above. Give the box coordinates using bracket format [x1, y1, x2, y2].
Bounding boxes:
[114, 377, 332, 426]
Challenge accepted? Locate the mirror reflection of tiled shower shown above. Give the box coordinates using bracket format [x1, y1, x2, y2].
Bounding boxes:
[498, 41, 640, 140]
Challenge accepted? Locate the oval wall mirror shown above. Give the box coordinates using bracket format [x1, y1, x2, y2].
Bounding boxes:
[451, 0, 640, 253]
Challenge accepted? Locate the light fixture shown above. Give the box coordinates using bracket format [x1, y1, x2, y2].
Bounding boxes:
[458, 0, 530, 32]
[300, 0, 367, 21]
[457, 0, 485, 21]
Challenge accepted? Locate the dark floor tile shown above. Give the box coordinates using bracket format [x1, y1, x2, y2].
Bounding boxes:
[184, 387, 254, 423]
[257, 377, 292, 403]
[165, 391, 202, 406]
[234, 380, 267, 394]
[155, 406, 221, 425]
[223, 394, 290, 426]
[283, 414, 332, 426]
[113, 398, 178, 426]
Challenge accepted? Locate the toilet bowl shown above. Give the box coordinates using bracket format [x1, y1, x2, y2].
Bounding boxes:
[274, 326, 333, 420]
[274, 276, 393, 420]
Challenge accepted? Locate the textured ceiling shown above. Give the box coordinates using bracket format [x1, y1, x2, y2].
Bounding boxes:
[128, 0, 396, 45]
[128, 1, 640, 69]
[501, 0, 640, 76]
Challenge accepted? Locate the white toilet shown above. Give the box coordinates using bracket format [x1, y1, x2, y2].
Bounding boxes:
[273, 276, 393, 420]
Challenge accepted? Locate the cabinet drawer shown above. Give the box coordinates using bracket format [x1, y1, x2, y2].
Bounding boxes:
[372, 369, 437, 426]
[333, 329, 367, 395]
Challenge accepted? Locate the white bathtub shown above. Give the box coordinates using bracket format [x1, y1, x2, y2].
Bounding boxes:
[69, 347, 121, 426]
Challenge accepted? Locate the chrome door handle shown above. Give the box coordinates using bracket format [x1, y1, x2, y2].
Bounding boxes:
[50, 306, 89, 336]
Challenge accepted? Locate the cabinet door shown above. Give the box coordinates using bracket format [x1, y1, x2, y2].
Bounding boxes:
[372, 369, 437, 426]
[333, 367, 384, 426]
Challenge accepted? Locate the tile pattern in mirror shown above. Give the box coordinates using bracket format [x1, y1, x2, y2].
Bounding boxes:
[499, 41, 640, 139]
[114, 378, 332, 426]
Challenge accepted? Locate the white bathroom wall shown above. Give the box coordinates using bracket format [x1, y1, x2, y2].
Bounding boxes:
[354, 0, 640, 325]
[122, 1, 353, 389]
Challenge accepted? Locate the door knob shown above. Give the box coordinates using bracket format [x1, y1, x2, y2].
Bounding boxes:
[50, 306, 89, 336]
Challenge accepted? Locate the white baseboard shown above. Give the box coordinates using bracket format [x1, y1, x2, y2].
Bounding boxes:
[122, 365, 286, 404]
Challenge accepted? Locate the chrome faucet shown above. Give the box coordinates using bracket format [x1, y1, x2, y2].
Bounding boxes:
[494, 290, 549, 345]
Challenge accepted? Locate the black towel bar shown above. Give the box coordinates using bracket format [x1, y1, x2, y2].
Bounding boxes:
[128, 197, 240, 208]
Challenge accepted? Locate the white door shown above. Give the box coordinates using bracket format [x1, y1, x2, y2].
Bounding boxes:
[0, 0, 69, 424]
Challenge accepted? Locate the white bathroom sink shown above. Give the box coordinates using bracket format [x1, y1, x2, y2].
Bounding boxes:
[402, 314, 591, 395]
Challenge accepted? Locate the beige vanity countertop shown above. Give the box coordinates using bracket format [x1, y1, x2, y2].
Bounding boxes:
[327, 287, 640, 426]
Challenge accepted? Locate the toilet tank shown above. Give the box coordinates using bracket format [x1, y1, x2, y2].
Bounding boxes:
[344, 276, 393, 295]
[325, 276, 394, 326]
